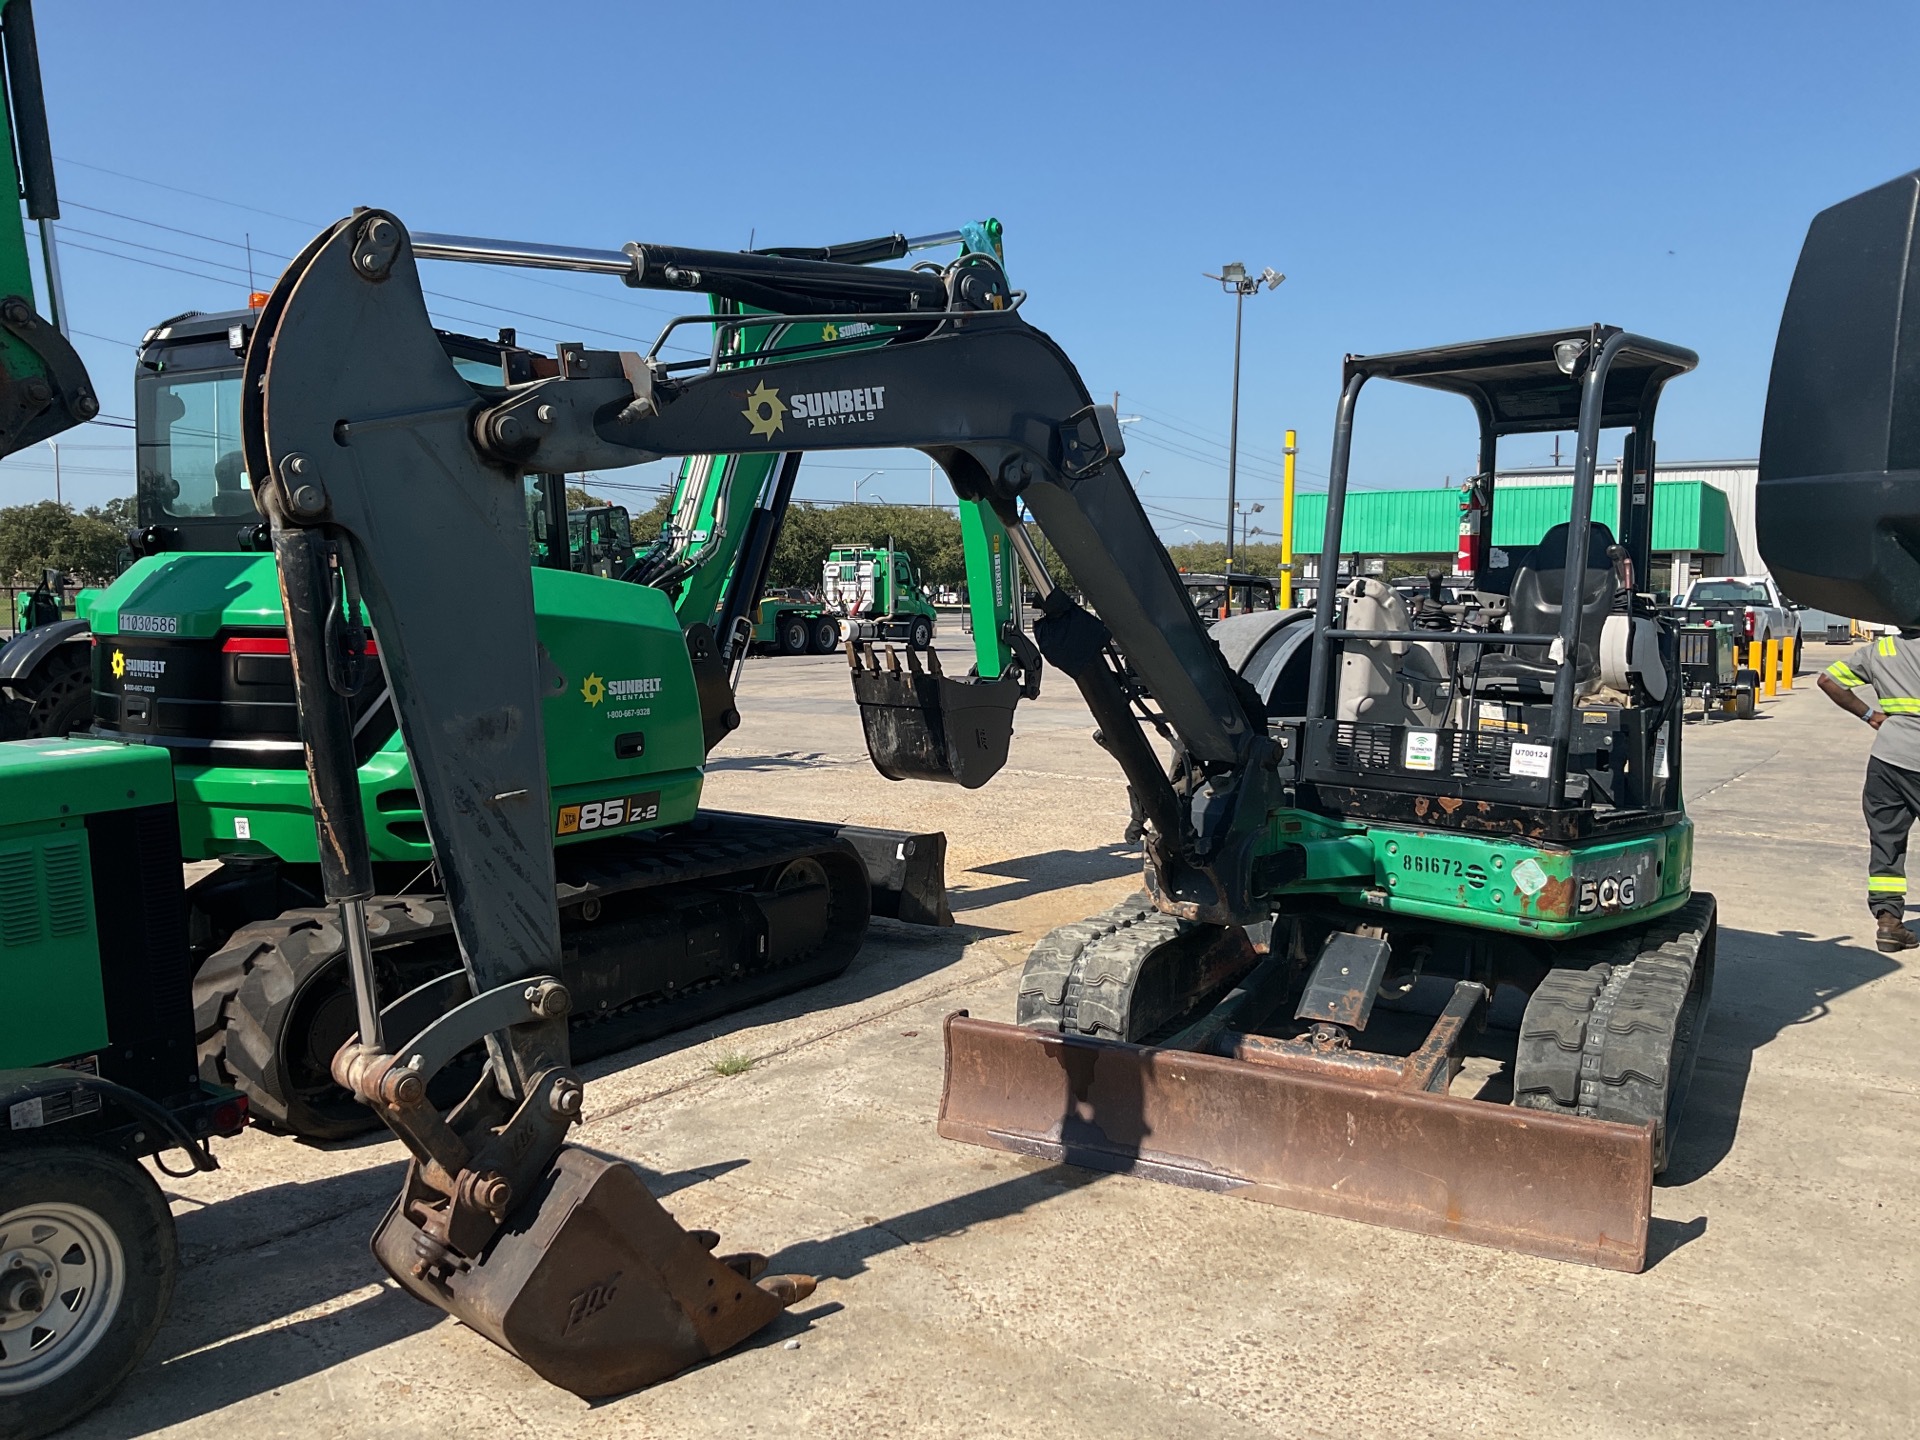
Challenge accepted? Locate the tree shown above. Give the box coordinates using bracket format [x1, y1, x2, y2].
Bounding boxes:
[566, 484, 610, 509]
[86, 496, 136, 531]
[0, 501, 128, 583]
[764, 503, 966, 590]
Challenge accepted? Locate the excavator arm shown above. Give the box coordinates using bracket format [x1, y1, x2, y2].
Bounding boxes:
[244, 209, 1286, 1394]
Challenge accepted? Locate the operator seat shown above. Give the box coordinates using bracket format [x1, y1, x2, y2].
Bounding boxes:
[1475, 522, 1618, 695]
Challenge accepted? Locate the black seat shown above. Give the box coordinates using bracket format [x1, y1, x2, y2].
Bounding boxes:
[1475, 522, 1618, 694]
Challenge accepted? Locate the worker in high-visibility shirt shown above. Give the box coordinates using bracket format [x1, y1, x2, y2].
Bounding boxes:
[1820, 631, 1920, 951]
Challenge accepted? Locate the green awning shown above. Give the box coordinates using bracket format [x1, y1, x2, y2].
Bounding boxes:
[1287, 481, 1728, 557]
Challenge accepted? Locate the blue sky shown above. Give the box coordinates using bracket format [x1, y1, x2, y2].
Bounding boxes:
[5, 0, 1918, 540]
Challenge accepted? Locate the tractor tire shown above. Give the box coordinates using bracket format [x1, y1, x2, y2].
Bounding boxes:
[1513, 893, 1717, 1175]
[808, 615, 842, 655]
[9, 646, 91, 740]
[908, 616, 934, 652]
[193, 899, 449, 1141]
[776, 614, 810, 656]
[0, 1145, 177, 1440]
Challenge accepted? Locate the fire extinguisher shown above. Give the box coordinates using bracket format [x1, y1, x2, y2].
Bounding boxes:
[1456, 476, 1490, 580]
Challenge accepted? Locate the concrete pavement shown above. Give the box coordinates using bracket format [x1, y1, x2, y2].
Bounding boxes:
[81, 642, 1918, 1438]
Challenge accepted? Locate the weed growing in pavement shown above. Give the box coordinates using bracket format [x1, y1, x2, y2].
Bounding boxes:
[710, 1051, 757, 1076]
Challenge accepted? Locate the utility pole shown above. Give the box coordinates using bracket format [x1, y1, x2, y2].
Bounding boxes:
[1280, 429, 1297, 608]
[1204, 262, 1284, 568]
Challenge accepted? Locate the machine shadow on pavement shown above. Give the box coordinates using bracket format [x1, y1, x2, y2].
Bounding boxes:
[1662, 925, 1901, 1186]
[948, 843, 1142, 914]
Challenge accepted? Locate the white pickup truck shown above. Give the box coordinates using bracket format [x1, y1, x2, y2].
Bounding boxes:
[1674, 574, 1805, 672]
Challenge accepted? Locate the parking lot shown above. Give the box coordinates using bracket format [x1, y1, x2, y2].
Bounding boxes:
[77, 642, 1917, 1439]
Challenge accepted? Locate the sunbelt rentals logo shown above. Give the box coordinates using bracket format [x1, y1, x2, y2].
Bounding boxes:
[742, 381, 787, 439]
[110, 650, 166, 680]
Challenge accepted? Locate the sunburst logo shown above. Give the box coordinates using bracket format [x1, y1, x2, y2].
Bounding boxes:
[580, 672, 605, 706]
[110, 649, 126, 679]
[741, 381, 787, 439]
[822, 323, 839, 342]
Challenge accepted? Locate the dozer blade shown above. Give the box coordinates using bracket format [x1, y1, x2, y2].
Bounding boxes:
[849, 641, 1020, 789]
[373, 1147, 814, 1397]
[938, 1013, 1655, 1272]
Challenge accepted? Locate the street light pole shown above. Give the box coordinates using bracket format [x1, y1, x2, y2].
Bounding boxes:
[854, 469, 882, 503]
[1204, 261, 1284, 570]
[45, 438, 59, 506]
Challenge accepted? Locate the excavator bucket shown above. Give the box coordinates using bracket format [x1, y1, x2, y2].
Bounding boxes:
[373, 1147, 814, 1397]
[849, 641, 1021, 789]
[938, 1013, 1656, 1272]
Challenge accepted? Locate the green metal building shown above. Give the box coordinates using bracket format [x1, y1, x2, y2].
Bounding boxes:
[1290, 473, 1735, 597]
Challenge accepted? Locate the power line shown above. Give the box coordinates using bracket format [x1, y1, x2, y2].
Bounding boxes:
[55, 155, 321, 229]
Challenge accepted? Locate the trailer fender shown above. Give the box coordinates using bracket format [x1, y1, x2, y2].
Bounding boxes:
[0, 616, 88, 683]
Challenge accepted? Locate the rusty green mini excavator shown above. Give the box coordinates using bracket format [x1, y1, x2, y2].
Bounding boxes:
[246, 204, 1727, 1392]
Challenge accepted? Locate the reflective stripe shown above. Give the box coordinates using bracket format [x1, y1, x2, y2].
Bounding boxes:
[1828, 661, 1866, 686]
[1881, 636, 1898, 657]
[1878, 698, 1920, 713]
[1870, 876, 1909, 892]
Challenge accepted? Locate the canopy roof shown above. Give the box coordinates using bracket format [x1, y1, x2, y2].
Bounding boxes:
[1344, 326, 1699, 437]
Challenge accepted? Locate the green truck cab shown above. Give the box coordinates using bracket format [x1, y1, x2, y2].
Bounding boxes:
[821, 544, 938, 651]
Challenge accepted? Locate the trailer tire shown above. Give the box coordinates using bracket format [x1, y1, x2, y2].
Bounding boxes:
[1734, 682, 1756, 720]
[909, 616, 933, 652]
[8, 645, 91, 740]
[809, 615, 842, 655]
[0, 1145, 176, 1440]
[193, 899, 448, 1141]
[776, 614, 810, 655]
[1514, 894, 1716, 1175]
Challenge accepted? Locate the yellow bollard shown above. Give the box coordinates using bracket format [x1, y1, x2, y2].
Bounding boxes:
[1747, 640, 1762, 685]
[1763, 638, 1779, 697]
[1780, 634, 1795, 690]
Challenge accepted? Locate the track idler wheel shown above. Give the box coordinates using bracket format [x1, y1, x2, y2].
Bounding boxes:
[373, 1148, 813, 1396]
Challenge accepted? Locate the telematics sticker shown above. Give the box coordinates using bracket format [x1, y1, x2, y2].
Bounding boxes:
[1509, 742, 1553, 778]
[1511, 858, 1549, 896]
[1403, 730, 1439, 772]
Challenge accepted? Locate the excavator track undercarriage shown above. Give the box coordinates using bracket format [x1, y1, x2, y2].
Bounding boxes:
[194, 813, 882, 1139]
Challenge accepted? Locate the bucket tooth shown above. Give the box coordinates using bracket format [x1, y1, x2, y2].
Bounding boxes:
[689, 1228, 722, 1251]
[905, 644, 924, 674]
[926, 646, 944, 676]
[758, 1274, 817, 1306]
[884, 645, 901, 673]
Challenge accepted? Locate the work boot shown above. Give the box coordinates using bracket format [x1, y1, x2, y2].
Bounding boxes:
[1876, 913, 1917, 953]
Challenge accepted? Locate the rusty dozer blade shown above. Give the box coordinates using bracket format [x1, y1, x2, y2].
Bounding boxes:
[849, 639, 1022, 788]
[373, 1148, 813, 1397]
[938, 1012, 1655, 1271]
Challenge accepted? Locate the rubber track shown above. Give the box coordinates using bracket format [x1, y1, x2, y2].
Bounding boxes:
[194, 814, 870, 1138]
[1015, 892, 1157, 1031]
[1513, 892, 1717, 1174]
